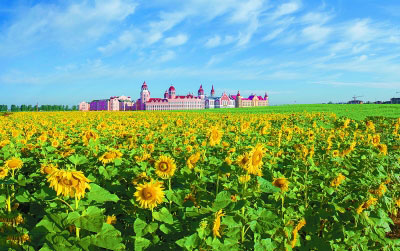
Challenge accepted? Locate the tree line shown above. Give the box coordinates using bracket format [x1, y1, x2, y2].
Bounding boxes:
[0, 105, 79, 112]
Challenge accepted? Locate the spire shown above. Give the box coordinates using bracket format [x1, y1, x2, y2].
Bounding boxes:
[264, 92, 268, 99]
[141, 81, 148, 90]
[237, 90, 241, 96]
[211, 85, 215, 97]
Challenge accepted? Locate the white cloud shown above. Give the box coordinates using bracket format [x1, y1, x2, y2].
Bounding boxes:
[302, 25, 331, 42]
[205, 35, 235, 48]
[229, 0, 264, 23]
[98, 30, 136, 54]
[205, 35, 222, 48]
[159, 50, 176, 62]
[271, 1, 301, 19]
[0, 0, 137, 55]
[263, 28, 285, 41]
[164, 34, 188, 46]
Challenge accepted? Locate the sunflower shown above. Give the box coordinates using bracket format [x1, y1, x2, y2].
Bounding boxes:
[213, 209, 225, 238]
[331, 150, 340, 158]
[377, 144, 387, 155]
[236, 152, 251, 170]
[4, 157, 23, 170]
[330, 173, 346, 188]
[238, 174, 251, 184]
[187, 152, 201, 169]
[40, 163, 58, 175]
[99, 149, 122, 165]
[106, 215, 117, 225]
[291, 219, 306, 248]
[273, 177, 289, 192]
[134, 180, 165, 210]
[51, 140, 59, 148]
[356, 196, 378, 214]
[247, 144, 264, 175]
[82, 130, 98, 144]
[155, 155, 176, 179]
[47, 169, 91, 200]
[208, 126, 223, 146]
[0, 167, 8, 179]
[372, 134, 380, 146]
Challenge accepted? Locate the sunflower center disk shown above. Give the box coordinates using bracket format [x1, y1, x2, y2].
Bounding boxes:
[159, 162, 168, 171]
[142, 188, 154, 199]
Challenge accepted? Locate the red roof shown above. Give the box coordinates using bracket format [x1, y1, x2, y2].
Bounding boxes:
[148, 98, 168, 103]
[169, 86, 175, 91]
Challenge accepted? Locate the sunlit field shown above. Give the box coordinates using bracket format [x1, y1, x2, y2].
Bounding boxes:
[0, 110, 399, 250]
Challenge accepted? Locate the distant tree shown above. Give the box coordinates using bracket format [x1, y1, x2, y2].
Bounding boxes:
[65, 105, 69, 111]
[11, 105, 17, 112]
[20, 104, 27, 111]
[28, 105, 33, 111]
[328, 101, 333, 104]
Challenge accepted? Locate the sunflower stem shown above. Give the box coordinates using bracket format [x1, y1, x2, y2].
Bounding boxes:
[76, 226, 80, 239]
[57, 198, 74, 211]
[216, 171, 220, 196]
[168, 179, 172, 211]
[75, 195, 79, 210]
[6, 185, 11, 213]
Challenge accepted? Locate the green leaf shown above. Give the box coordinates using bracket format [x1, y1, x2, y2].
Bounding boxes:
[153, 207, 174, 224]
[134, 218, 147, 236]
[160, 224, 171, 234]
[176, 233, 200, 250]
[86, 184, 119, 204]
[255, 238, 277, 251]
[212, 191, 231, 211]
[80, 224, 125, 251]
[67, 206, 104, 232]
[257, 177, 280, 193]
[135, 237, 151, 251]
[146, 222, 158, 233]
[68, 154, 88, 166]
[0, 194, 5, 203]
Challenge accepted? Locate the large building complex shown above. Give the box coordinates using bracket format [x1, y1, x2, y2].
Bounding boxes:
[79, 82, 268, 111]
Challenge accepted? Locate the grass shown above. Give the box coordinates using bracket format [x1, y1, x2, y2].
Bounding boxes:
[182, 104, 400, 120]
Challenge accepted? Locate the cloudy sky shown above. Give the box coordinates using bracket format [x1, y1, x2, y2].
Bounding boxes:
[1, 0, 400, 106]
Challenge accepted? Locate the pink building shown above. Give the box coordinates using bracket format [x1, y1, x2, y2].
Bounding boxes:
[79, 101, 90, 111]
[79, 96, 134, 111]
[136, 82, 205, 111]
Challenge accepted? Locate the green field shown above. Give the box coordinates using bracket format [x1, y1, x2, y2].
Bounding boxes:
[194, 104, 400, 120]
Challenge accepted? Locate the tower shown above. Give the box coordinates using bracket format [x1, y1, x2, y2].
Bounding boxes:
[210, 85, 215, 97]
[168, 85, 176, 99]
[235, 90, 242, 108]
[140, 81, 150, 110]
[264, 92, 268, 100]
[164, 90, 168, 99]
[198, 84, 205, 99]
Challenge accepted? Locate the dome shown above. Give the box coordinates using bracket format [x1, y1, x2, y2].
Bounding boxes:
[169, 86, 175, 91]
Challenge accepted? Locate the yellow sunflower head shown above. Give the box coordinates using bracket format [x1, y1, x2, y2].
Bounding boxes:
[208, 126, 223, 146]
[0, 167, 8, 179]
[155, 155, 176, 179]
[236, 152, 250, 169]
[47, 169, 91, 200]
[213, 209, 225, 238]
[5, 157, 23, 170]
[249, 144, 264, 169]
[377, 144, 387, 155]
[40, 163, 59, 175]
[273, 177, 289, 192]
[99, 149, 122, 165]
[134, 180, 165, 210]
[187, 152, 201, 169]
[106, 215, 117, 225]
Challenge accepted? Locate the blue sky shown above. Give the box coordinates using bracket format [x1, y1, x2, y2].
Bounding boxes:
[1, 0, 400, 106]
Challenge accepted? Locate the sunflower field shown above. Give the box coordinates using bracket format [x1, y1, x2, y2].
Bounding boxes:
[0, 111, 400, 250]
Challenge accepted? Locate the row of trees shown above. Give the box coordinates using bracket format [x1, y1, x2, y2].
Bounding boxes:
[0, 105, 79, 112]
